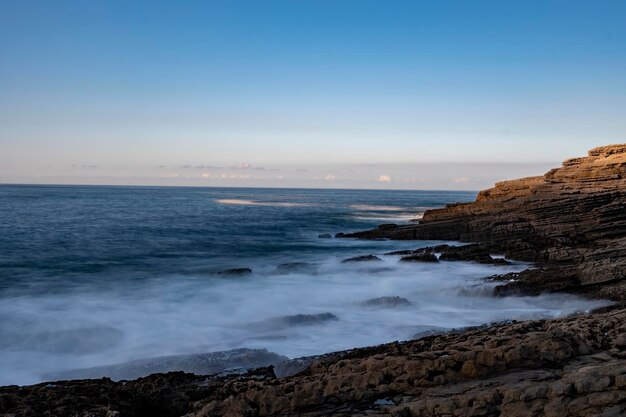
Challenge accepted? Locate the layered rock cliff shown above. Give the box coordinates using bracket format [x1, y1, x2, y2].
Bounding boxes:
[342, 144, 626, 300]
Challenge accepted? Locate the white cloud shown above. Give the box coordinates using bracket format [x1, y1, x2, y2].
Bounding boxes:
[324, 174, 337, 181]
[450, 177, 469, 184]
[377, 175, 392, 183]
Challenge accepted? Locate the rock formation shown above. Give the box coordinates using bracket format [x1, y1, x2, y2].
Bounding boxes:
[343, 144, 626, 300]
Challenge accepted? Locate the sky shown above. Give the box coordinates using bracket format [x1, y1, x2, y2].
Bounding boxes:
[1, 0, 625, 190]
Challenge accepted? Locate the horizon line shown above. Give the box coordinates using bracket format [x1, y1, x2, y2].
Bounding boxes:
[0, 181, 480, 194]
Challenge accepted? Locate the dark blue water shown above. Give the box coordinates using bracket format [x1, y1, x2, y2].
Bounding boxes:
[0, 185, 608, 385]
[0, 185, 472, 288]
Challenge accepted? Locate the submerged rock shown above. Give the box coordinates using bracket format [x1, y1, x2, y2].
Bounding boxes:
[341, 254, 382, 263]
[269, 312, 339, 327]
[438, 246, 510, 265]
[318, 233, 332, 239]
[244, 312, 340, 333]
[360, 296, 412, 308]
[215, 267, 252, 276]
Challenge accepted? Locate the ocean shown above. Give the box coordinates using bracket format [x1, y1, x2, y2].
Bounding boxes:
[0, 185, 608, 385]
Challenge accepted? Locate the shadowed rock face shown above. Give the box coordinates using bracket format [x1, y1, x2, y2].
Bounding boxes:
[341, 144, 626, 300]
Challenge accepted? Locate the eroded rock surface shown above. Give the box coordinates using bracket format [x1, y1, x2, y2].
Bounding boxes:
[342, 145, 626, 301]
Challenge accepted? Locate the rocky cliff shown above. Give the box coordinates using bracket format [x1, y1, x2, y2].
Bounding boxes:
[342, 144, 626, 300]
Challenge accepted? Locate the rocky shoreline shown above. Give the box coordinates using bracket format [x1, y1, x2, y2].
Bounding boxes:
[3, 145, 626, 416]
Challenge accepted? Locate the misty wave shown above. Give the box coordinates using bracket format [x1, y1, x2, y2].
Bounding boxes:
[349, 204, 409, 211]
[353, 213, 423, 223]
[0, 252, 611, 386]
[215, 199, 316, 207]
[0, 326, 124, 354]
[349, 204, 429, 224]
[0, 186, 612, 386]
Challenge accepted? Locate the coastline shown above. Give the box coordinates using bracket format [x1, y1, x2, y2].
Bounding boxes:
[3, 145, 626, 416]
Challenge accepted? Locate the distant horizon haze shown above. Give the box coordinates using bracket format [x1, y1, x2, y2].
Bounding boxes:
[0, 161, 560, 191]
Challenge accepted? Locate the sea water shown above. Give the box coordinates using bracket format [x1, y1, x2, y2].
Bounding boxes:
[0, 185, 610, 385]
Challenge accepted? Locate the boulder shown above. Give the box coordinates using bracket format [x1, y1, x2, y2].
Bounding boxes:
[341, 255, 382, 263]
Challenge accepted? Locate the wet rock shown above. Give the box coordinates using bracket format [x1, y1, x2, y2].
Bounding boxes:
[399, 253, 439, 263]
[384, 249, 416, 255]
[360, 296, 412, 308]
[215, 268, 252, 276]
[342, 254, 383, 263]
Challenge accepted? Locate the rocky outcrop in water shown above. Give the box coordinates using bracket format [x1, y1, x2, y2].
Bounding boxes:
[342, 144, 626, 301]
[342, 255, 383, 263]
[360, 296, 413, 308]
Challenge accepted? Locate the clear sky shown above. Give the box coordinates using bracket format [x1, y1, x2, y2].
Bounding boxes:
[1, 0, 625, 190]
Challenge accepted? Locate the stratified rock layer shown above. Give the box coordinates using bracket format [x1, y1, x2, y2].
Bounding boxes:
[343, 144, 626, 300]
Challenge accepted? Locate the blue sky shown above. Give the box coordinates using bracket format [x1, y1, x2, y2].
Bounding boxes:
[1, 0, 625, 189]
